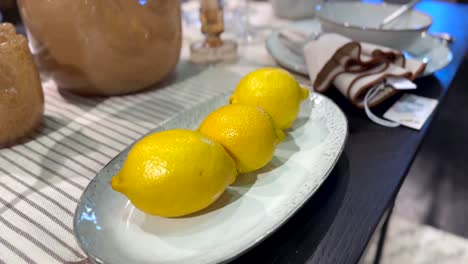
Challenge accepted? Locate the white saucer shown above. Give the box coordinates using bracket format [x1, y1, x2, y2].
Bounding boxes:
[266, 19, 452, 77]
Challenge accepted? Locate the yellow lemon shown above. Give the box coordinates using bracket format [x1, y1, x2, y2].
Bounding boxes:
[111, 129, 237, 217]
[199, 104, 284, 173]
[230, 68, 309, 130]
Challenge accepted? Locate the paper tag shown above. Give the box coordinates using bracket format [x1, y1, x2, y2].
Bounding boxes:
[386, 77, 417, 90]
[383, 94, 438, 130]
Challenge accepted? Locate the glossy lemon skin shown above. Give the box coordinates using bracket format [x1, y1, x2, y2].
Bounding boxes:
[111, 129, 237, 217]
[199, 104, 284, 174]
[230, 68, 309, 130]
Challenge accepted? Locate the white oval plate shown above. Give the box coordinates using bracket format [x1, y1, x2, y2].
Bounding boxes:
[266, 19, 453, 77]
[74, 92, 348, 264]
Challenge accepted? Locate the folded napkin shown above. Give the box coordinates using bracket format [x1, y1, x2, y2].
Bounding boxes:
[304, 33, 426, 108]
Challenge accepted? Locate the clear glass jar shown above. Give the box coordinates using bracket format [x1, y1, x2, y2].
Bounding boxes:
[18, 0, 182, 96]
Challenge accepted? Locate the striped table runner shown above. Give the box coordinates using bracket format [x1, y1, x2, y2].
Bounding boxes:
[0, 66, 243, 263]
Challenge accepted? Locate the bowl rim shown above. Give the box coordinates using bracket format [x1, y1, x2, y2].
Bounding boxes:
[316, 2, 433, 33]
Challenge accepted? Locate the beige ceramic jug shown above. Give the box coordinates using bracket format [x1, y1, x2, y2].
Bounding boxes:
[18, 0, 182, 96]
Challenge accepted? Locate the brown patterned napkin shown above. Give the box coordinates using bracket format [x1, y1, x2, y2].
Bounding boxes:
[304, 33, 426, 108]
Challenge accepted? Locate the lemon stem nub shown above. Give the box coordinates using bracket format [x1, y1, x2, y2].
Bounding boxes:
[111, 174, 122, 192]
[300, 85, 310, 101]
[276, 128, 286, 143]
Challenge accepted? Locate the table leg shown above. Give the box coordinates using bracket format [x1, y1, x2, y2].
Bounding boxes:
[373, 202, 395, 264]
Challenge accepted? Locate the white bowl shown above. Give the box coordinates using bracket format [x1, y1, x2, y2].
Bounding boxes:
[270, 0, 319, 20]
[316, 2, 432, 47]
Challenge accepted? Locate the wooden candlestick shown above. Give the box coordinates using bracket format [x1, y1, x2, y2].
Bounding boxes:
[190, 0, 237, 64]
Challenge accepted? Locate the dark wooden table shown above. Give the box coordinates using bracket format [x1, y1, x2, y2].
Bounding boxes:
[233, 1, 468, 263]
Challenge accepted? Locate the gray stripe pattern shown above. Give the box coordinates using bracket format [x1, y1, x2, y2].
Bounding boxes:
[0, 235, 35, 264]
[0, 67, 239, 263]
